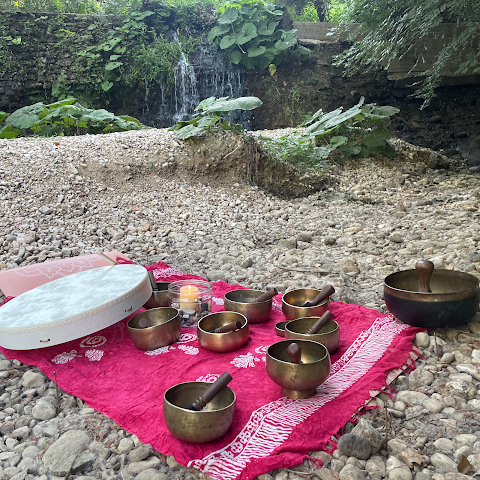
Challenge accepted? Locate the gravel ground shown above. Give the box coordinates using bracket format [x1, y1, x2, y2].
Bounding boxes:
[1, 128, 480, 480]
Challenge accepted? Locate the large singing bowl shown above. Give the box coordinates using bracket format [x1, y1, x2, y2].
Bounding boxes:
[384, 269, 480, 328]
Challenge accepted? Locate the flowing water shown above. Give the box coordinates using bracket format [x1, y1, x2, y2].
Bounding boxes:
[140, 33, 252, 129]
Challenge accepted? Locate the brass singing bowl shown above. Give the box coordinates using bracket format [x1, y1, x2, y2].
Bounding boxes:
[275, 320, 289, 337]
[163, 381, 236, 443]
[197, 312, 249, 353]
[224, 289, 272, 324]
[143, 281, 170, 309]
[266, 340, 331, 399]
[282, 289, 330, 320]
[285, 317, 339, 354]
[384, 269, 480, 328]
[127, 307, 180, 350]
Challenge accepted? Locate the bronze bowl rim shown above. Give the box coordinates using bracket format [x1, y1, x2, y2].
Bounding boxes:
[224, 288, 273, 305]
[163, 380, 237, 412]
[384, 268, 480, 302]
[275, 320, 290, 334]
[127, 307, 179, 331]
[285, 317, 339, 336]
[197, 311, 249, 335]
[267, 339, 329, 364]
[282, 289, 329, 309]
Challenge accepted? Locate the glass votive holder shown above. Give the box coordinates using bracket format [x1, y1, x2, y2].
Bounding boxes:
[168, 279, 213, 328]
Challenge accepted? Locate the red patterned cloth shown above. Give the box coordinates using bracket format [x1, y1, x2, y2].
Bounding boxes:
[0, 261, 423, 480]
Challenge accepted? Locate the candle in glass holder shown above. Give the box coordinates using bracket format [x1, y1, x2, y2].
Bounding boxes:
[179, 284, 199, 310]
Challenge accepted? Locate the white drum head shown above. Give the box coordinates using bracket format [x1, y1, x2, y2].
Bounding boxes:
[0, 264, 151, 350]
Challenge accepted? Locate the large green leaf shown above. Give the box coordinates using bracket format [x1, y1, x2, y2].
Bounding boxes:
[297, 45, 312, 55]
[79, 110, 115, 123]
[101, 81, 113, 91]
[175, 124, 205, 139]
[208, 24, 231, 42]
[275, 30, 297, 50]
[247, 45, 266, 57]
[217, 7, 238, 24]
[45, 98, 76, 109]
[220, 35, 237, 50]
[5, 103, 46, 129]
[105, 61, 123, 71]
[258, 21, 278, 35]
[237, 23, 257, 45]
[202, 96, 263, 113]
[240, 4, 257, 15]
[0, 112, 10, 123]
[363, 126, 391, 146]
[0, 125, 21, 139]
[230, 50, 243, 64]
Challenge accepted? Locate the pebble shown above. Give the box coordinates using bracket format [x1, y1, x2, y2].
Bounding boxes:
[1, 131, 480, 480]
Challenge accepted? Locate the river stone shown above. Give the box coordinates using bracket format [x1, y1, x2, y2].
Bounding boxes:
[455, 434, 477, 447]
[430, 453, 457, 473]
[32, 401, 56, 421]
[12, 426, 30, 440]
[441, 353, 455, 364]
[315, 467, 340, 480]
[456, 364, 477, 375]
[17, 456, 37, 474]
[409, 368, 434, 388]
[386, 457, 412, 480]
[396, 391, 429, 406]
[2, 466, 20, 479]
[117, 437, 134, 455]
[310, 451, 332, 466]
[444, 380, 476, 399]
[128, 457, 161, 474]
[338, 433, 372, 460]
[351, 419, 384, 454]
[21, 371, 45, 388]
[423, 398, 443, 413]
[128, 445, 152, 462]
[387, 440, 408, 454]
[366, 456, 386, 480]
[43, 430, 90, 476]
[445, 474, 476, 480]
[339, 464, 365, 480]
[433, 438, 455, 454]
[331, 459, 346, 472]
[454, 446, 472, 462]
[279, 238, 297, 249]
[22, 445, 42, 458]
[414, 332, 430, 348]
[135, 469, 169, 480]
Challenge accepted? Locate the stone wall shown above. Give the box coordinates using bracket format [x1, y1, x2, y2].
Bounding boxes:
[0, 12, 120, 112]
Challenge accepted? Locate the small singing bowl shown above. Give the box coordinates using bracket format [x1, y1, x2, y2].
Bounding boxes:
[285, 317, 339, 354]
[163, 381, 236, 443]
[224, 289, 272, 324]
[143, 281, 170, 309]
[282, 288, 330, 320]
[266, 339, 331, 399]
[197, 312, 249, 353]
[127, 307, 180, 350]
[275, 320, 290, 337]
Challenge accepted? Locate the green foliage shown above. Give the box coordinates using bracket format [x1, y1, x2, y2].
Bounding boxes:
[287, 3, 319, 22]
[260, 97, 399, 170]
[1, 0, 102, 13]
[208, 1, 312, 70]
[169, 95, 262, 139]
[334, 0, 480, 107]
[0, 98, 147, 139]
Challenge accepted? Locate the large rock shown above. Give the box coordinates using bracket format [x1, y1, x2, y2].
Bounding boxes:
[338, 433, 372, 460]
[366, 456, 386, 480]
[395, 391, 428, 406]
[433, 438, 455, 454]
[339, 464, 365, 480]
[430, 453, 458, 473]
[351, 419, 384, 454]
[135, 469, 169, 480]
[454, 434, 477, 447]
[414, 332, 430, 348]
[43, 430, 91, 476]
[386, 457, 412, 480]
[408, 368, 434, 388]
[22, 371, 45, 388]
[128, 457, 161, 474]
[128, 445, 151, 462]
[32, 401, 57, 421]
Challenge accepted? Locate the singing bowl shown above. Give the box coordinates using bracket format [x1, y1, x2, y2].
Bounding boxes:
[275, 320, 289, 337]
[266, 340, 331, 399]
[285, 317, 339, 354]
[224, 289, 272, 324]
[384, 269, 480, 328]
[163, 381, 236, 443]
[127, 307, 180, 350]
[143, 281, 170, 309]
[282, 289, 330, 320]
[197, 312, 249, 353]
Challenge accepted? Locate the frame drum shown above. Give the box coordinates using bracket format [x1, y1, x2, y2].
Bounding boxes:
[0, 264, 151, 350]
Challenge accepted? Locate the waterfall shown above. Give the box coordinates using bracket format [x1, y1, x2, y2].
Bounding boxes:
[140, 33, 252, 129]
